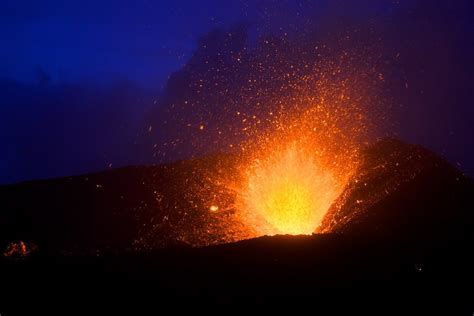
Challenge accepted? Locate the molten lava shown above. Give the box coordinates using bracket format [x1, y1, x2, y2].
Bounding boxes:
[232, 81, 364, 236]
[246, 144, 340, 235]
[242, 143, 343, 235]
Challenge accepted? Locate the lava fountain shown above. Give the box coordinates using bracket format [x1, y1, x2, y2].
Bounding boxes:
[243, 143, 341, 235]
[235, 92, 364, 236]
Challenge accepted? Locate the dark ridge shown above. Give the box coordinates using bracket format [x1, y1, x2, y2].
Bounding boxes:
[0, 138, 473, 305]
[319, 138, 474, 249]
[1, 138, 473, 253]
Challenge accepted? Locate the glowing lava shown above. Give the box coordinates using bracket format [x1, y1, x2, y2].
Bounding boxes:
[242, 143, 343, 235]
[147, 32, 380, 244]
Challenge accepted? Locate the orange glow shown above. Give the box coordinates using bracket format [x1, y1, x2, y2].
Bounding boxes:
[232, 79, 364, 236]
[3, 241, 36, 258]
[141, 47, 382, 247]
[242, 143, 342, 235]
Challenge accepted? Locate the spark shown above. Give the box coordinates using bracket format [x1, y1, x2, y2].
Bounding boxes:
[143, 31, 384, 246]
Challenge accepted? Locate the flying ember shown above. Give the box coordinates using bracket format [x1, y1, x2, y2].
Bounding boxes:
[151, 36, 381, 244]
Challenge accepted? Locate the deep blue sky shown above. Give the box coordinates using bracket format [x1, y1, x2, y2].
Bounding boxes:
[1, 0, 405, 86]
[0, 0, 250, 86]
[1, 0, 473, 184]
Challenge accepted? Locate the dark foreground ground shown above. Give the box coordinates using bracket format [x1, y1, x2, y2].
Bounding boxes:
[1, 233, 473, 311]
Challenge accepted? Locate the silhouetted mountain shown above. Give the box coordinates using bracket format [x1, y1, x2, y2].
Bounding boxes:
[1, 138, 472, 253]
[0, 153, 248, 252]
[0, 138, 473, 305]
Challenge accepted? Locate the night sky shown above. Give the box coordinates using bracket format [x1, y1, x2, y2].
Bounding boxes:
[1, 0, 473, 184]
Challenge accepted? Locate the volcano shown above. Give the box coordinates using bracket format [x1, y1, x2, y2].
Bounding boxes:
[1, 138, 473, 306]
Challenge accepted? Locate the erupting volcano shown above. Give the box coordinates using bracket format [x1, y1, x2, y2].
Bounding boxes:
[2, 0, 474, 306]
[149, 27, 379, 242]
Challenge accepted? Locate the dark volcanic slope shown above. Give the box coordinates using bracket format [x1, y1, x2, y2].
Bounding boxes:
[319, 138, 474, 247]
[0, 138, 473, 254]
[0, 154, 248, 252]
